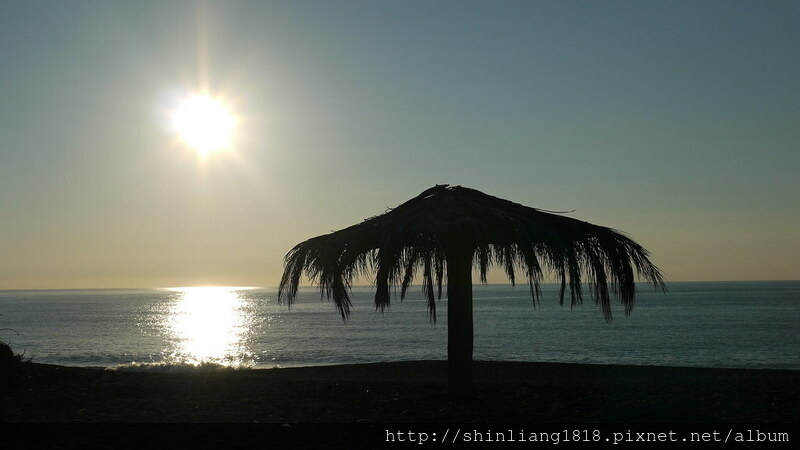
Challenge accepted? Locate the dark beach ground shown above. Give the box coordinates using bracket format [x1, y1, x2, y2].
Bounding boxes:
[2, 361, 798, 424]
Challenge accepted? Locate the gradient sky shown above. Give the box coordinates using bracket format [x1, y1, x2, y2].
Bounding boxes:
[1, 0, 798, 289]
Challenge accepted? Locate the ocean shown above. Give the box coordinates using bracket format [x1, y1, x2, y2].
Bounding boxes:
[0, 281, 798, 371]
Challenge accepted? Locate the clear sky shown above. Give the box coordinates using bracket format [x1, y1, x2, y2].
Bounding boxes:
[1, 0, 798, 289]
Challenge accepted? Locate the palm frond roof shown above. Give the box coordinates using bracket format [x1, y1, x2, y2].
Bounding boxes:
[279, 184, 665, 322]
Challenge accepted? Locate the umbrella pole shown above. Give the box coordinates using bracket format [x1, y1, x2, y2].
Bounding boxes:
[446, 248, 474, 397]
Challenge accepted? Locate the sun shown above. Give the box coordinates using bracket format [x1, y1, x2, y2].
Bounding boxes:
[171, 93, 236, 155]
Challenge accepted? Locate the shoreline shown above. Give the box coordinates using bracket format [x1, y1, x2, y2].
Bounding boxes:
[2, 360, 797, 423]
[106, 359, 800, 373]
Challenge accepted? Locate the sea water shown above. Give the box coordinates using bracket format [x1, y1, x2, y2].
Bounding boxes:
[0, 281, 798, 370]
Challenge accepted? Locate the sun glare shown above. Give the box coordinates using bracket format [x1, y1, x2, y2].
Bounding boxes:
[171, 94, 236, 155]
[167, 286, 253, 365]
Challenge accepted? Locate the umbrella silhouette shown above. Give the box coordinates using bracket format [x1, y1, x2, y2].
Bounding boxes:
[279, 185, 665, 395]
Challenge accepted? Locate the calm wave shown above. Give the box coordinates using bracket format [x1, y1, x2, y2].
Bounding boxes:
[1, 281, 798, 370]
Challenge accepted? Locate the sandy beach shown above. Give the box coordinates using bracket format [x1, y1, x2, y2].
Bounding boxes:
[1, 360, 797, 423]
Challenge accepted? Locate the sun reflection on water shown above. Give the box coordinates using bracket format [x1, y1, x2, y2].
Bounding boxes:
[165, 286, 254, 366]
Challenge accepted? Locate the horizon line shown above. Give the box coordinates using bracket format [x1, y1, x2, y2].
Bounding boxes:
[2, 279, 799, 292]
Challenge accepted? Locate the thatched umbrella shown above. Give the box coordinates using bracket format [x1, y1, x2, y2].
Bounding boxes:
[278, 185, 665, 395]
